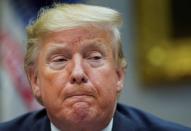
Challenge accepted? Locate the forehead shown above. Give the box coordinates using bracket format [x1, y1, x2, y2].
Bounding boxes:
[40, 26, 113, 49]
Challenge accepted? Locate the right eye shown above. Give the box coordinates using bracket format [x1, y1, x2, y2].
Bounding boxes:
[52, 56, 67, 62]
[48, 55, 68, 70]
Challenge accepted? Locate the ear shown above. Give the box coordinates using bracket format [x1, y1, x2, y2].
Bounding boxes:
[27, 68, 41, 100]
[116, 68, 125, 93]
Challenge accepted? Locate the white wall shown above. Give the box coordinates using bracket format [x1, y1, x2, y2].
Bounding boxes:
[87, 0, 191, 127]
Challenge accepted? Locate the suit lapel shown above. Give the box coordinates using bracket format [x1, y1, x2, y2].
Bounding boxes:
[32, 110, 51, 131]
[112, 110, 138, 131]
[31, 106, 139, 131]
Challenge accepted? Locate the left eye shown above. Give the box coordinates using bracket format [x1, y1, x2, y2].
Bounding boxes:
[87, 52, 102, 60]
[89, 55, 102, 60]
[86, 51, 104, 67]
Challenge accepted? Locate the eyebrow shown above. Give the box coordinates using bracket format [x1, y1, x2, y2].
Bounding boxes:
[80, 39, 109, 54]
[46, 43, 70, 58]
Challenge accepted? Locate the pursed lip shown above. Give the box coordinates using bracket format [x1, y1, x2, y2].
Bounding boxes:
[64, 92, 95, 100]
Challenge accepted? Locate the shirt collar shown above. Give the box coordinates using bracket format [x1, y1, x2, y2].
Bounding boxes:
[51, 118, 113, 131]
[102, 118, 113, 131]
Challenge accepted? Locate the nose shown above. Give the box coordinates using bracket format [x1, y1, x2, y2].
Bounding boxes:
[70, 54, 88, 84]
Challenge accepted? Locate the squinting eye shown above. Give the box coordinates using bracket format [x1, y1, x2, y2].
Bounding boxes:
[52, 57, 67, 62]
[87, 52, 102, 60]
[89, 55, 101, 60]
[48, 55, 68, 70]
[86, 52, 104, 67]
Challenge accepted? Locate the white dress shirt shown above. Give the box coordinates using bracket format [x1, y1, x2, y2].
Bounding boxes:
[51, 118, 113, 131]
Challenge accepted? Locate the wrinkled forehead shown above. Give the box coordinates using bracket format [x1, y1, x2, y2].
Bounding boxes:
[40, 25, 114, 48]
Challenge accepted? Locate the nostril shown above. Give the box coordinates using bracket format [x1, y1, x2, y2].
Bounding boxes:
[70, 76, 88, 84]
[71, 78, 76, 84]
[82, 77, 88, 83]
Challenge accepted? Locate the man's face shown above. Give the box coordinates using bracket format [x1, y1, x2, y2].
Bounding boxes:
[29, 26, 124, 130]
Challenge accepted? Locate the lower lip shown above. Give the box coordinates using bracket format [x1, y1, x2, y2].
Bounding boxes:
[66, 95, 93, 101]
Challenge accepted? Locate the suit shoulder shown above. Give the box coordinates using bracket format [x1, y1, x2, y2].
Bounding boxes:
[0, 109, 49, 131]
[116, 103, 191, 131]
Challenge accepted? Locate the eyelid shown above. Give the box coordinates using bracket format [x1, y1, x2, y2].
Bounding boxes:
[52, 55, 67, 61]
[88, 51, 102, 56]
[47, 55, 69, 70]
[85, 50, 104, 58]
[47, 54, 69, 64]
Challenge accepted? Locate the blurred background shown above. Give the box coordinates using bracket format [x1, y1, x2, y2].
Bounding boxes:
[0, 0, 191, 127]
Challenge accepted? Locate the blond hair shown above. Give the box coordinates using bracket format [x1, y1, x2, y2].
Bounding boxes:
[25, 3, 127, 73]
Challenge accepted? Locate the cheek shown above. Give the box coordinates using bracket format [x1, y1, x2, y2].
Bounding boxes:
[88, 66, 118, 98]
[38, 69, 69, 105]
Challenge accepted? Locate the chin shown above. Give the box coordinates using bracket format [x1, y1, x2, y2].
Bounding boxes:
[68, 102, 97, 123]
[49, 101, 113, 130]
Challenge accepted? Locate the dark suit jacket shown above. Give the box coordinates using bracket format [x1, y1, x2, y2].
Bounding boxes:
[0, 103, 190, 131]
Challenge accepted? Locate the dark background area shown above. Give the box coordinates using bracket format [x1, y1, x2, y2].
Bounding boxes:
[171, 0, 191, 38]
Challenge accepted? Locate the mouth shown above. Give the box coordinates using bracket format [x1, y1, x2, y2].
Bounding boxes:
[63, 87, 97, 102]
[64, 95, 95, 105]
[65, 94, 94, 99]
[64, 92, 95, 100]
